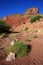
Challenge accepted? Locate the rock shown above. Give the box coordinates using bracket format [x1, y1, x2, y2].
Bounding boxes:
[14, 37, 19, 42]
[39, 18, 43, 21]
[37, 29, 41, 33]
[15, 38, 19, 42]
[6, 52, 15, 61]
[25, 7, 39, 15]
[11, 41, 14, 45]
[2, 16, 7, 20]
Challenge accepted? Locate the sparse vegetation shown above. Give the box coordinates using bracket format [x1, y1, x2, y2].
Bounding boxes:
[0, 33, 6, 38]
[24, 27, 29, 31]
[6, 41, 28, 57]
[25, 38, 31, 42]
[32, 35, 38, 39]
[35, 30, 38, 32]
[20, 29, 23, 32]
[30, 15, 43, 23]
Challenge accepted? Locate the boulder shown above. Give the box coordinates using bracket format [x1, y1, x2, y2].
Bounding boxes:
[6, 52, 15, 61]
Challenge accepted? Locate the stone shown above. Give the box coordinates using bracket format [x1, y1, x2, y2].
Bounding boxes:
[14, 37, 19, 42]
[25, 7, 39, 15]
[37, 29, 41, 33]
[11, 41, 14, 45]
[6, 52, 15, 61]
[39, 18, 43, 21]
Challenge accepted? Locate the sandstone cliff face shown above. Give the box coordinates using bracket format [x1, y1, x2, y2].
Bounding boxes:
[2, 14, 29, 30]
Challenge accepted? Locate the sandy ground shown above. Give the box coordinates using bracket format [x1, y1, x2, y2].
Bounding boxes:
[0, 33, 43, 65]
[16, 33, 43, 65]
[28, 35, 43, 65]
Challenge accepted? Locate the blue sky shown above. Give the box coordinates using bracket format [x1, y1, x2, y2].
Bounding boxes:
[0, 0, 43, 18]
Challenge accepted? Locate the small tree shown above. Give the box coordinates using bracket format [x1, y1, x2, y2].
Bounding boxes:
[0, 20, 11, 33]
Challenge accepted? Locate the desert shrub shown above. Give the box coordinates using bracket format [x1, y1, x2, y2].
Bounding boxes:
[20, 29, 23, 32]
[0, 33, 6, 38]
[0, 20, 11, 33]
[32, 35, 38, 39]
[24, 27, 29, 31]
[30, 15, 43, 23]
[25, 38, 31, 42]
[6, 41, 28, 57]
[6, 45, 14, 54]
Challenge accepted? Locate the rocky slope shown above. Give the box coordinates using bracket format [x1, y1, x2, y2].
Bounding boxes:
[0, 7, 43, 65]
[1, 7, 42, 30]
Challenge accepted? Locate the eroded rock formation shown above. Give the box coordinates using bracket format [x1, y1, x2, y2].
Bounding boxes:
[25, 7, 39, 15]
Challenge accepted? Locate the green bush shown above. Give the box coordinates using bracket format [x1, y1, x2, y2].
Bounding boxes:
[6, 41, 28, 57]
[0, 20, 11, 33]
[30, 16, 43, 23]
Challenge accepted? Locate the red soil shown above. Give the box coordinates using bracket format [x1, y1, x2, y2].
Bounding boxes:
[0, 8, 43, 65]
[0, 57, 30, 65]
[0, 34, 43, 65]
[4, 16, 29, 30]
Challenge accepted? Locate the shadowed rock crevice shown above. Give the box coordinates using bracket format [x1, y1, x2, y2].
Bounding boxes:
[27, 45, 32, 56]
